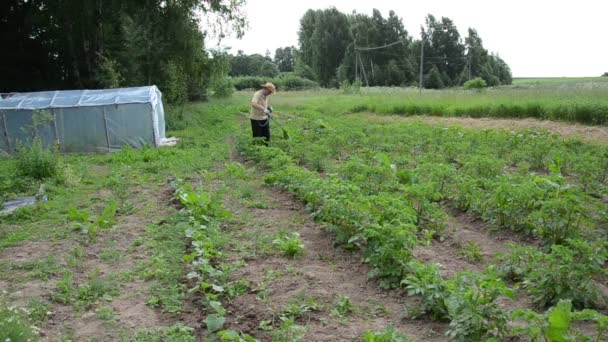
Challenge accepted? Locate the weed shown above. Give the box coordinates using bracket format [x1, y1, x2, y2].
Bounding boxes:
[53, 271, 75, 304]
[225, 279, 250, 300]
[281, 294, 321, 319]
[363, 326, 413, 342]
[459, 242, 484, 263]
[15, 138, 56, 180]
[272, 230, 304, 259]
[271, 317, 306, 342]
[99, 244, 122, 264]
[96, 306, 116, 321]
[332, 295, 355, 317]
[27, 298, 51, 323]
[0, 295, 38, 342]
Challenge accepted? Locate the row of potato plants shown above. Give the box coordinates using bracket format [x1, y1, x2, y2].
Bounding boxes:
[238, 140, 607, 341]
[270, 115, 607, 309]
[174, 180, 259, 340]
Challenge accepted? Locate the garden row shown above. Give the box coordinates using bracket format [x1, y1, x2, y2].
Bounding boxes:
[238, 137, 608, 341]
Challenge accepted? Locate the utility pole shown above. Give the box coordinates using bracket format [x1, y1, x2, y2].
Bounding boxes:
[419, 34, 424, 93]
[358, 52, 369, 87]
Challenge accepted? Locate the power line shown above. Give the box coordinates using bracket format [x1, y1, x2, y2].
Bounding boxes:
[354, 39, 405, 51]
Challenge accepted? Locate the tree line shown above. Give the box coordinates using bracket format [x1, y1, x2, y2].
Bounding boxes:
[231, 8, 512, 89]
[0, 0, 245, 103]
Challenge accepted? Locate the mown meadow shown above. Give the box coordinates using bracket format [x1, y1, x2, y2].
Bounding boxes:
[1, 81, 607, 341]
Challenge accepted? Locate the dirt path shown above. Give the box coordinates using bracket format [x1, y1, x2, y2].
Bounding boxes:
[354, 113, 608, 144]
[220, 182, 448, 341]
[0, 166, 192, 340]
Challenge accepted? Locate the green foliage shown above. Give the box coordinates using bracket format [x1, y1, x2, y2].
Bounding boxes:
[341, 80, 362, 94]
[512, 300, 608, 341]
[425, 65, 445, 89]
[211, 77, 235, 98]
[332, 295, 355, 317]
[96, 55, 123, 88]
[232, 75, 319, 91]
[401, 261, 449, 320]
[1, 1, 246, 102]
[0, 295, 38, 342]
[522, 240, 607, 309]
[271, 317, 306, 342]
[445, 269, 513, 341]
[272, 230, 304, 259]
[217, 330, 258, 342]
[15, 138, 57, 180]
[464, 77, 487, 90]
[459, 242, 484, 263]
[362, 326, 413, 342]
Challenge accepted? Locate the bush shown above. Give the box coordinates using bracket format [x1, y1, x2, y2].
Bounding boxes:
[232, 76, 265, 91]
[276, 73, 319, 91]
[210, 77, 234, 98]
[15, 138, 57, 180]
[232, 75, 319, 92]
[464, 77, 487, 90]
[341, 80, 362, 94]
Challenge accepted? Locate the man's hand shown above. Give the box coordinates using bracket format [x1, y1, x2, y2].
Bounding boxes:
[264, 109, 272, 118]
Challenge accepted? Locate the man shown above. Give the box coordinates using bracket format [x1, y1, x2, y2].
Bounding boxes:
[250, 82, 276, 144]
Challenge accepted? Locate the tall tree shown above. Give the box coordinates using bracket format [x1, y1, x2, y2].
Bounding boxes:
[274, 46, 296, 72]
[298, 7, 350, 86]
[0, 0, 247, 102]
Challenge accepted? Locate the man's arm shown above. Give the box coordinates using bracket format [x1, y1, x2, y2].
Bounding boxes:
[251, 101, 267, 112]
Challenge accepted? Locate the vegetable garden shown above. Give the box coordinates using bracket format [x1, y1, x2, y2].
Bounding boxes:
[1, 82, 607, 341]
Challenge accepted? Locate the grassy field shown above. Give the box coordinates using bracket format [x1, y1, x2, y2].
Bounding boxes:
[220, 80, 608, 125]
[1, 81, 607, 341]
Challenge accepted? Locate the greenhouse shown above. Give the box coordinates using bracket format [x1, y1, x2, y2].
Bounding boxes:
[0, 85, 166, 153]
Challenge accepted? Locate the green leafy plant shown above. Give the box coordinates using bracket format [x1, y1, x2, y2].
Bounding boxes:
[512, 300, 608, 341]
[272, 230, 304, 259]
[271, 317, 306, 342]
[445, 269, 513, 341]
[523, 240, 607, 309]
[15, 138, 57, 180]
[332, 295, 355, 317]
[362, 326, 413, 342]
[401, 261, 449, 320]
[0, 295, 38, 342]
[464, 77, 487, 90]
[459, 242, 484, 263]
[217, 330, 258, 342]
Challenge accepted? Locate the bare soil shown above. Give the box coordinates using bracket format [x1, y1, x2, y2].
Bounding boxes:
[0, 170, 194, 340]
[356, 114, 608, 144]
[220, 184, 448, 341]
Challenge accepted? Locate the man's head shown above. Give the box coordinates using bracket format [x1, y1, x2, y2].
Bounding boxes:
[261, 82, 276, 96]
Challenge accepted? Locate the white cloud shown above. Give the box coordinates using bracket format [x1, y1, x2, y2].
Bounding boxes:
[215, 0, 607, 77]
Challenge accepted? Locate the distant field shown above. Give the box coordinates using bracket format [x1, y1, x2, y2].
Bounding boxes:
[239, 77, 608, 125]
[513, 77, 608, 85]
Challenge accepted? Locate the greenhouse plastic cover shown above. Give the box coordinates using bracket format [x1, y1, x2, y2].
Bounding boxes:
[0, 86, 166, 153]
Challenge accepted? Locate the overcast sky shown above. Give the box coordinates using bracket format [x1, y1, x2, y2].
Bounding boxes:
[215, 0, 607, 77]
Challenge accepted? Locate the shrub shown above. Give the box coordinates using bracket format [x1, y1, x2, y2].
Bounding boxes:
[233, 76, 265, 91]
[341, 80, 362, 94]
[210, 77, 234, 98]
[276, 73, 319, 91]
[15, 138, 57, 180]
[464, 77, 487, 90]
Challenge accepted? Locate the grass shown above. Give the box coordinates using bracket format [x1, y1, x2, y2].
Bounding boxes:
[0, 78, 606, 340]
